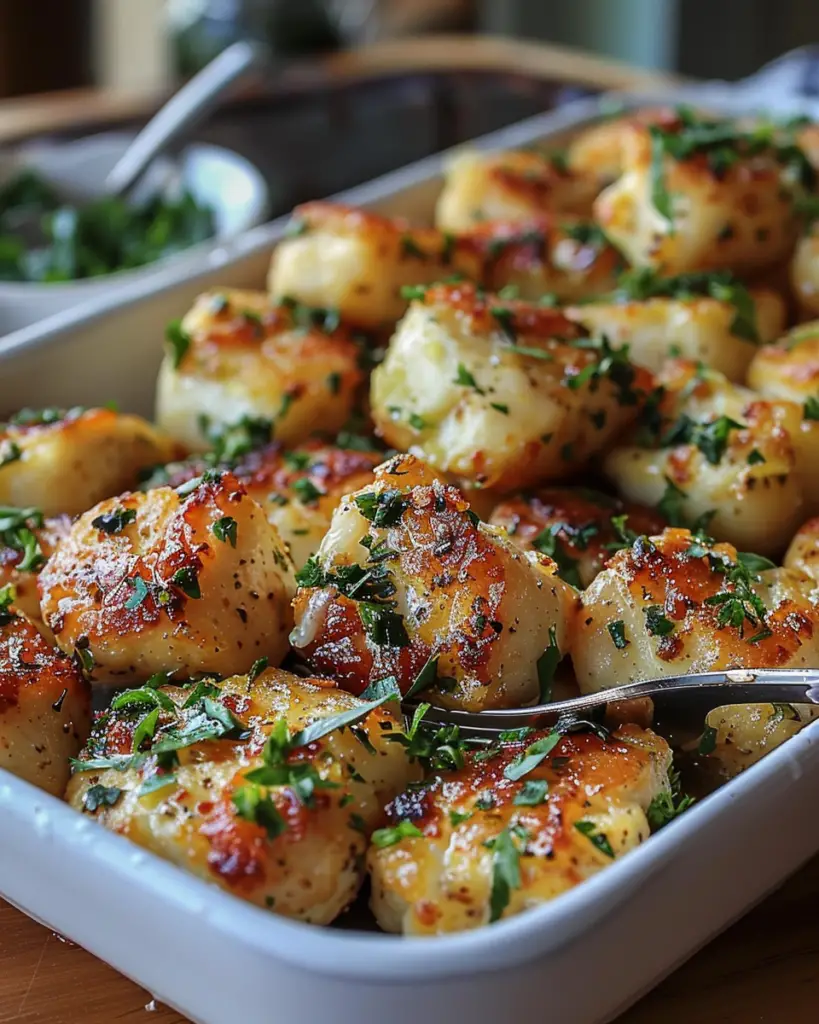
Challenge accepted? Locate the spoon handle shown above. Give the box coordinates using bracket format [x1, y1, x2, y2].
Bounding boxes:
[104, 40, 264, 198]
[409, 669, 819, 739]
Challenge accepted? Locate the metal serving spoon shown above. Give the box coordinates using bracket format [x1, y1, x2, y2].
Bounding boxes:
[11, 40, 263, 246]
[409, 669, 819, 739]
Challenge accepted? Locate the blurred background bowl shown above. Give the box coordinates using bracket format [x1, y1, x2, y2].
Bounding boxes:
[0, 131, 268, 333]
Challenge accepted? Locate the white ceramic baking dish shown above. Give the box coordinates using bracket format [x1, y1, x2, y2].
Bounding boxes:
[3, 83, 819, 1024]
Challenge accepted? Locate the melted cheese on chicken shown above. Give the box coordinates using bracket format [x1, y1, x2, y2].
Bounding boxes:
[369, 723, 671, 934]
[291, 455, 576, 712]
[268, 202, 482, 330]
[38, 471, 296, 685]
[594, 115, 806, 275]
[371, 282, 652, 493]
[567, 287, 785, 379]
[155, 288, 364, 453]
[0, 407, 178, 517]
[489, 487, 665, 589]
[0, 605, 90, 795]
[572, 528, 819, 693]
[604, 360, 818, 555]
[66, 669, 415, 924]
[435, 150, 600, 232]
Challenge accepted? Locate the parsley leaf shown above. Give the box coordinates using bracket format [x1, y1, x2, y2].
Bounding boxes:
[574, 819, 615, 858]
[486, 827, 522, 923]
[371, 820, 423, 848]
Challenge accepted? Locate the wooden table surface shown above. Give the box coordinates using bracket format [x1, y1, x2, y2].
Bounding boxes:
[0, 32, 807, 1024]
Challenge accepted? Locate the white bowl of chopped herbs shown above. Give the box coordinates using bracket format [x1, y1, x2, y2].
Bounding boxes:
[0, 132, 269, 332]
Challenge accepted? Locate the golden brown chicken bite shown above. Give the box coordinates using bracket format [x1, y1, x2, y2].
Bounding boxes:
[371, 282, 653, 493]
[267, 202, 482, 331]
[572, 527, 819, 693]
[465, 216, 624, 303]
[784, 515, 819, 582]
[369, 721, 673, 935]
[0, 406, 178, 517]
[489, 487, 665, 589]
[38, 470, 296, 685]
[144, 439, 382, 570]
[604, 359, 818, 556]
[66, 668, 415, 924]
[566, 269, 785, 379]
[790, 225, 819, 319]
[291, 455, 576, 712]
[594, 110, 813, 275]
[747, 320, 819, 401]
[154, 288, 364, 452]
[0, 509, 70, 632]
[0, 592, 91, 795]
[435, 149, 600, 232]
[566, 107, 679, 187]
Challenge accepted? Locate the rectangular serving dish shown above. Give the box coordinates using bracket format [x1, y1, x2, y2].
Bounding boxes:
[3, 86, 819, 1024]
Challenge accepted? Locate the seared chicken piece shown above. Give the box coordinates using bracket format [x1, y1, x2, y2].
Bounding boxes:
[291, 455, 576, 712]
[0, 510, 70, 633]
[38, 471, 296, 685]
[435, 149, 600, 232]
[0, 406, 178, 517]
[371, 282, 652, 493]
[566, 107, 679, 188]
[604, 359, 817, 555]
[489, 487, 665, 589]
[369, 722, 672, 935]
[747, 320, 819, 402]
[144, 440, 382, 570]
[572, 527, 819, 693]
[699, 700, 819, 777]
[0, 595, 91, 795]
[594, 110, 811, 275]
[67, 668, 415, 924]
[267, 202, 482, 331]
[155, 288, 363, 453]
[784, 515, 819, 582]
[567, 270, 785, 379]
[465, 217, 624, 303]
[790, 226, 819, 319]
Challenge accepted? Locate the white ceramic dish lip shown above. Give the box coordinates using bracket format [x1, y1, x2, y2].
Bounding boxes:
[2, 715, 816, 983]
[0, 130, 270, 299]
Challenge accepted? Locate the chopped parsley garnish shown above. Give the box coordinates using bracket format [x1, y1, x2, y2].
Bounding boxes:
[354, 489, 409, 527]
[565, 335, 639, 405]
[704, 552, 771, 637]
[645, 605, 675, 637]
[371, 820, 423, 848]
[536, 626, 561, 702]
[212, 515, 238, 547]
[490, 306, 517, 342]
[232, 783, 287, 839]
[662, 413, 745, 465]
[165, 320, 191, 369]
[400, 234, 427, 259]
[0, 441, 22, 468]
[561, 221, 608, 248]
[504, 731, 562, 781]
[697, 724, 718, 755]
[0, 583, 16, 625]
[292, 478, 324, 504]
[91, 507, 136, 535]
[358, 602, 409, 647]
[453, 362, 485, 394]
[449, 809, 473, 826]
[804, 396, 819, 421]
[613, 268, 760, 342]
[326, 371, 342, 395]
[408, 412, 426, 430]
[490, 402, 509, 415]
[604, 513, 639, 553]
[574, 819, 615, 858]
[171, 566, 201, 600]
[83, 785, 122, 813]
[513, 779, 550, 806]
[657, 478, 687, 525]
[404, 654, 441, 700]
[0, 505, 45, 572]
[485, 827, 522, 922]
[279, 295, 340, 334]
[247, 657, 269, 684]
[607, 620, 629, 649]
[747, 448, 766, 465]
[646, 767, 694, 829]
[207, 415, 273, 464]
[532, 526, 583, 588]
